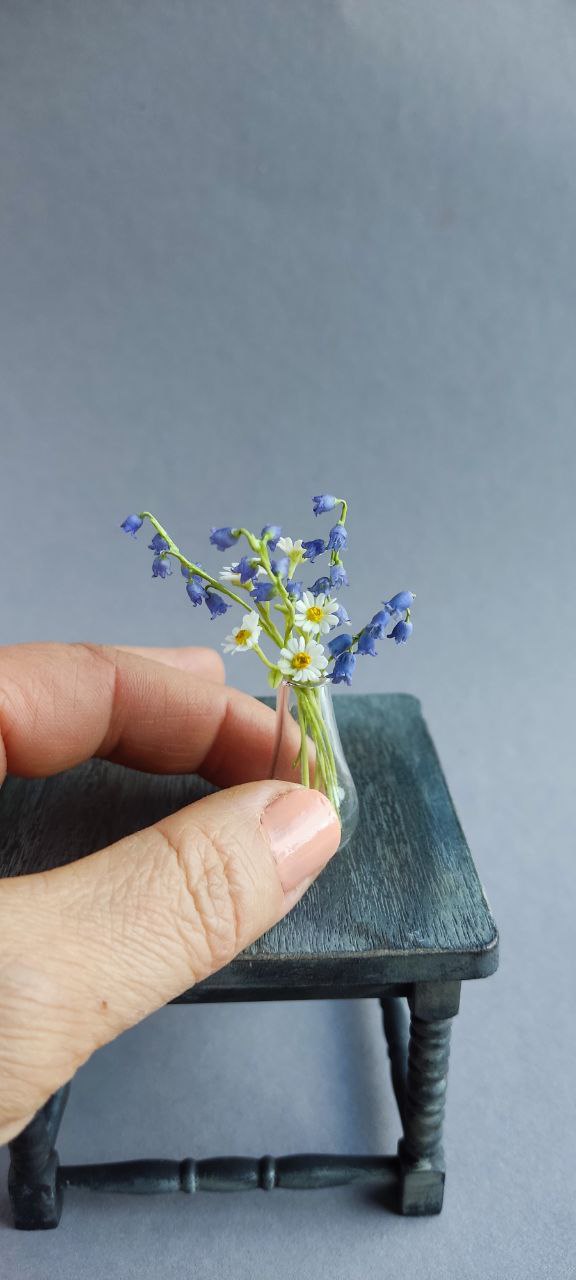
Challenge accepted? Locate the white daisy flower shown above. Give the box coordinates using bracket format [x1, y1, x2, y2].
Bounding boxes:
[220, 562, 265, 587]
[222, 612, 261, 654]
[278, 634, 328, 683]
[276, 536, 304, 560]
[294, 591, 340, 635]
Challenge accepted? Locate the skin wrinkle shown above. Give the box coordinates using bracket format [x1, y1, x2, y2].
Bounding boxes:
[29, 670, 44, 745]
[14, 816, 241, 1016]
[0, 928, 144, 1113]
[199, 693, 244, 783]
[154, 819, 240, 977]
[0, 675, 26, 781]
[0, 641, 285, 784]
[85, 643, 227, 776]
[38, 657, 80, 760]
[0, 643, 336, 1145]
[0, 646, 109, 776]
[0, 885, 138, 1049]
[75, 641, 131, 760]
[0, 967, 97, 1091]
[70, 651, 81, 717]
[207, 828, 248, 965]
[107, 845, 162, 940]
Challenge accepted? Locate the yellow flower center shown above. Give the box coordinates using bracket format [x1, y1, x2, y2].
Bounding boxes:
[235, 629, 251, 645]
[292, 651, 312, 669]
[306, 605, 323, 623]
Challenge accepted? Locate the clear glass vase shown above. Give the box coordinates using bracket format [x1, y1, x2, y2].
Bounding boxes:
[269, 679, 359, 849]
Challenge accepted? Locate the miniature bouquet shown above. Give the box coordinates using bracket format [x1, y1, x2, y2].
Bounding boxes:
[120, 495, 414, 847]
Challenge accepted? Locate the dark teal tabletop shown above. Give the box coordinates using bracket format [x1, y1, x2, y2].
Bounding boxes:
[0, 693, 498, 997]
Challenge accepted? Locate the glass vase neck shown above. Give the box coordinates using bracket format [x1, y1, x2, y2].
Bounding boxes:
[281, 677, 328, 690]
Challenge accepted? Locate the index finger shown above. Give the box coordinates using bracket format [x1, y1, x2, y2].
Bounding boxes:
[0, 642, 280, 788]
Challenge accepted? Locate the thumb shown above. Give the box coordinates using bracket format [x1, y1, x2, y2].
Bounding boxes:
[0, 781, 340, 1141]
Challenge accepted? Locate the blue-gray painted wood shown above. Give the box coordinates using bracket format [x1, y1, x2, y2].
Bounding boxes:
[0, 694, 498, 996]
[1, 694, 498, 1227]
[60, 1154, 399, 1196]
[6, 996, 451, 1225]
[7, 1086, 70, 1230]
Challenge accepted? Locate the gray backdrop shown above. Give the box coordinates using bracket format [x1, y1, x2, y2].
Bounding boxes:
[0, 2, 574, 1277]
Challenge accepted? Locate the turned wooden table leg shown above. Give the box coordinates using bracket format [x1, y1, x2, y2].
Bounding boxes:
[397, 981, 460, 1216]
[380, 996, 408, 1122]
[8, 1083, 70, 1229]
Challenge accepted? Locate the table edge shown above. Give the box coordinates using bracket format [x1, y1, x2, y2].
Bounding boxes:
[191, 927, 500, 997]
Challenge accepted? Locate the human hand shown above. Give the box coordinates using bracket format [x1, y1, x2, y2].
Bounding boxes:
[0, 643, 340, 1144]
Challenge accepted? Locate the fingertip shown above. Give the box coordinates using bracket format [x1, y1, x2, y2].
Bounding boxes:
[115, 646, 226, 683]
[175, 647, 226, 683]
[260, 787, 341, 894]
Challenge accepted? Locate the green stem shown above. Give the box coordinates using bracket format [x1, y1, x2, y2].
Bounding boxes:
[140, 512, 248, 607]
[259, 539, 293, 612]
[293, 685, 340, 813]
[296, 695, 310, 787]
[298, 689, 326, 794]
[256, 604, 284, 648]
[257, 538, 295, 645]
[307, 689, 339, 804]
[328, 498, 348, 568]
[312, 694, 339, 799]
[224, 527, 288, 643]
[139, 512, 283, 648]
[232, 526, 261, 553]
[252, 644, 276, 672]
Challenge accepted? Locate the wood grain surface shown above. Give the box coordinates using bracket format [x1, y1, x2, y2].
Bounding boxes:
[0, 693, 498, 995]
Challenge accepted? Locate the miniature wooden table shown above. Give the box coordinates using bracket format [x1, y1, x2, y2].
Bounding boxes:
[0, 693, 498, 1228]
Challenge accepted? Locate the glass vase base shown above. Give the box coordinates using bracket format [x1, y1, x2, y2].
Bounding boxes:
[269, 680, 359, 851]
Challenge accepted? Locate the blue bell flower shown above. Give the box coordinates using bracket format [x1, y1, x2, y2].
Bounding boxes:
[330, 563, 348, 589]
[152, 555, 172, 579]
[120, 514, 143, 537]
[235, 555, 256, 584]
[261, 525, 282, 550]
[251, 582, 275, 603]
[209, 527, 239, 551]
[331, 651, 356, 685]
[302, 539, 325, 563]
[312, 494, 337, 516]
[357, 629, 378, 656]
[148, 533, 170, 553]
[270, 555, 289, 578]
[310, 576, 331, 596]
[327, 633, 353, 657]
[205, 591, 230, 619]
[368, 608, 392, 638]
[186, 576, 206, 606]
[388, 619, 413, 644]
[327, 524, 347, 553]
[385, 591, 415, 613]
